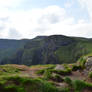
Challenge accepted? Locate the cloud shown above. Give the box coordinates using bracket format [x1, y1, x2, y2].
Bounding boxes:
[6, 5, 67, 39]
[0, 0, 92, 39]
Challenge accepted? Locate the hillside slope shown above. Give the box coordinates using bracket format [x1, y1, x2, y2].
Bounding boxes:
[2, 35, 92, 65]
[0, 39, 29, 63]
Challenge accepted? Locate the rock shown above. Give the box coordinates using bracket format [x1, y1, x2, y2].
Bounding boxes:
[85, 56, 92, 70]
[55, 65, 65, 70]
[85, 56, 92, 66]
[84, 56, 92, 75]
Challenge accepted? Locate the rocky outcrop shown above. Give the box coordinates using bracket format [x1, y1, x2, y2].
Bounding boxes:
[85, 56, 92, 70]
[83, 56, 92, 75]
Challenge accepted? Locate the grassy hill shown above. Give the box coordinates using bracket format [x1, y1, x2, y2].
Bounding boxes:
[2, 35, 92, 65]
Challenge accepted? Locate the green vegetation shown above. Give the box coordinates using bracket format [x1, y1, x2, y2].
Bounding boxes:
[0, 76, 59, 92]
[78, 57, 86, 69]
[89, 72, 92, 78]
[36, 64, 56, 75]
[64, 77, 72, 86]
[36, 64, 72, 79]
[72, 64, 82, 71]
[1, 35, 92, 92]
[73, 80, 92, 92]
[0, 39, 29, 64]
[52, 74, 64, 82]
[0, 62, 92, 92]
[52, 69, 71, 75]
[44, 70, 52, 80]
[52, 67, 72, 76]
[60, 88, 70, 92]
[2, 35, 92, 65]
[0, 65, 20, 76]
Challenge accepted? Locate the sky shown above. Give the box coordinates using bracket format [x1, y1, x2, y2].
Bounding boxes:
[0, 0, 92, 39]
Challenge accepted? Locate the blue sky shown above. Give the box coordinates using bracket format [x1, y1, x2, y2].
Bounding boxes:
[0, 0, 92, 39]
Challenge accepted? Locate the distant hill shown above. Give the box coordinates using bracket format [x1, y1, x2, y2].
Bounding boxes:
[1, 35, 92, 65]
[0, 39, 29, 63]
